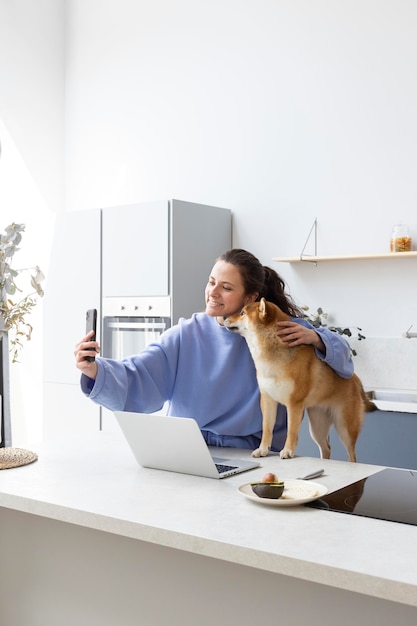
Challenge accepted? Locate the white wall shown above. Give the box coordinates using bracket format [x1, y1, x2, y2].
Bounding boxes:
[0, 0, 64, 443]
[64, 0, 417, 341]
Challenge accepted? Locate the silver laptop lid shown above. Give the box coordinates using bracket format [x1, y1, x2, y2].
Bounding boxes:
[114, 411, 260, 479]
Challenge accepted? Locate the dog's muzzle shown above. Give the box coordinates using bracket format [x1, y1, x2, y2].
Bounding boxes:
[223, 317, 239, 331]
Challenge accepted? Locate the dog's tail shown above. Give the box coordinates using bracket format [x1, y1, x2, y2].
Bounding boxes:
[361, 384, 379, 413]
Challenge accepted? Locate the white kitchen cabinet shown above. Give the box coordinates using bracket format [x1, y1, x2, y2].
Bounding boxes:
[43, 209, 102, 437]
[101, 199, 232, 322]
[43, 208, 101, 386]
[102, 200, 169, 298]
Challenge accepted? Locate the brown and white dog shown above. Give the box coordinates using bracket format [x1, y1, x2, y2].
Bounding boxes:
[223, 298, 377, 461]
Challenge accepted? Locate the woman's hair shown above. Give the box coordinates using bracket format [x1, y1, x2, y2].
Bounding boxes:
[218, 248, 303, 317]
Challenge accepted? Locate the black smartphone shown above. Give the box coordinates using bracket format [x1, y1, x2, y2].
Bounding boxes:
[85, 308, 97, 362]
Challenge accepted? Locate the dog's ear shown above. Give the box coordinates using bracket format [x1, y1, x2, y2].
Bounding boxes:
[259, 297, 267, 320]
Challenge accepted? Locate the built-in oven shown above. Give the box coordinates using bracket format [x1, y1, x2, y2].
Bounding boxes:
[102, 296, 171, 360]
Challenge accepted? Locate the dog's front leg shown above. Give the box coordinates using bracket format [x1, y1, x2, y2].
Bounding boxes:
[252, 391, 278, 457]
[280, 403, 304, 459]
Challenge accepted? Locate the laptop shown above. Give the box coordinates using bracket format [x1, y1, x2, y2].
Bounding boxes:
[114, 411, 260, 479]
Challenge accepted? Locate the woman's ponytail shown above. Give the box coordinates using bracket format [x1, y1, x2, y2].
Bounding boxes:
[262, 266, 302, 317]
[218, 248, 303, 318]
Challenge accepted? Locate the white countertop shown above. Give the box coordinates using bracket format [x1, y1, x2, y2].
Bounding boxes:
[1, 430, 417, 607]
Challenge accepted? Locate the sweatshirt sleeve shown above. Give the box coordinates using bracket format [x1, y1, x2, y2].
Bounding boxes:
[294, 318, 354, 379]
[80, 333, 180, 412]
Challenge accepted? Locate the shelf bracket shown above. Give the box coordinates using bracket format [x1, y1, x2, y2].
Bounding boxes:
[299, 218, 318, 264]
[404, 324, 417, 339]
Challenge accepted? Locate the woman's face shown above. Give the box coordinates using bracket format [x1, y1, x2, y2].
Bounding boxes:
[205, 260, 258, 318]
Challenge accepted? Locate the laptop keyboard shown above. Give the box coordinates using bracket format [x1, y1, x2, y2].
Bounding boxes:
[215, 463, 238, 474]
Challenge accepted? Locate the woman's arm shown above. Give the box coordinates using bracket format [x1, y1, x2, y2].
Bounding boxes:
[76, 326, 181, 412]
[277, 318, 354, 379]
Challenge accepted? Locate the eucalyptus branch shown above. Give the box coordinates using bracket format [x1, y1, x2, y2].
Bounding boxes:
[301, 305, 366, 357]
[0, 223, 45, 362]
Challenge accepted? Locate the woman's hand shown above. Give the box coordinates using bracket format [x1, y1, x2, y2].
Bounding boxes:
[277, 321, 326, 354]
[74, 330, 100, 379]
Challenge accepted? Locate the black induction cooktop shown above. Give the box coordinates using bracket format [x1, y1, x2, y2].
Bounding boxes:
[306, 468, 417, 526]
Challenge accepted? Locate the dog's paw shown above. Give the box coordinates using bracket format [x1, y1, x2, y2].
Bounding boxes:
[279, 448, 295, 459]
[251, 446, 270, 458]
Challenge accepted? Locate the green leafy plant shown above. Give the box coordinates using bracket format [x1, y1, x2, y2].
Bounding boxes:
[301, 305, 365, 356]
[0, 223, 45, 362]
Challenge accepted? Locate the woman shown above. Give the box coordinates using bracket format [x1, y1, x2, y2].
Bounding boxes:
[75, 249, 353, 452]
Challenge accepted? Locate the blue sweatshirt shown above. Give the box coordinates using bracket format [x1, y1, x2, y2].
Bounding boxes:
[81, 313, 354, 451]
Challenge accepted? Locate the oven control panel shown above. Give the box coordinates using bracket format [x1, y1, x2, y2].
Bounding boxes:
[103, 296, 171, 318]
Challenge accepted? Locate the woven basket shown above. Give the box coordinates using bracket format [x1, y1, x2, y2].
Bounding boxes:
[0, 447, 38, 470]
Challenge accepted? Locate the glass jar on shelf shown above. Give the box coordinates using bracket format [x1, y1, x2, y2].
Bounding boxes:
[390, 224, 412, 252]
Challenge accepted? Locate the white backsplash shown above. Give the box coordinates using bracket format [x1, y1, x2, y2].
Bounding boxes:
[349, 337, 417, 391]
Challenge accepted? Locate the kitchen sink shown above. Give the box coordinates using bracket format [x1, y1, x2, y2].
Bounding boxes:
[367, 389, 417, 404]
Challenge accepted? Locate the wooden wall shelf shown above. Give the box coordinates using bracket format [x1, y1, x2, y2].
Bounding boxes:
[273, 251, 417, 263]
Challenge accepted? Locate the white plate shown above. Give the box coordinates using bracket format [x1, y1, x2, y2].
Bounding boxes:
[238, 479, 328, 507]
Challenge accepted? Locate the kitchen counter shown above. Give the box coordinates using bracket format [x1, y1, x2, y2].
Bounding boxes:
[1, 429, 417, 626]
